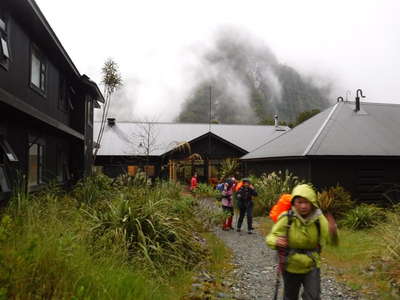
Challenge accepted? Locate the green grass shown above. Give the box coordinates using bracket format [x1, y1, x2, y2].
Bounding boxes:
[203, 232, 233, 275]
[0, 176, 205, 299]
[322, 227, 399, 299]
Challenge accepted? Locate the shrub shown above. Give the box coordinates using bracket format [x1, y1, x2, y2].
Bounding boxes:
[340, 204, 386, 230]
[193, 183, 219, 198]
[252, 170, 306, 216]
[83, 183, 204, 274]
[114, 171, 151, 187]
[318, 185, 354, 218]
[72, 174, 114, 205]
[0, 178, 205, 299]
[219, 158, 239, 181]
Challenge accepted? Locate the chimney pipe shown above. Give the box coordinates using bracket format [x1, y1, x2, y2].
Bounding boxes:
[274, 114, 278, 127]
[355, 89, 365, 112]
[107, 118, 116, 126]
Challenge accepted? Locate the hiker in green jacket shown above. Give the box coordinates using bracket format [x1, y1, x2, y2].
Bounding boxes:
[266, 184, 330, 300]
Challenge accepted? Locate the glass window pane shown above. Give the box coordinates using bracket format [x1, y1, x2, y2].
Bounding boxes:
[0, 167, 10, 193]
[127, 165, 137, 176]
[56, 151, 63, 182]
[31, 53, 41, 88]
[28, 144, 38, 187]
[38, 145, 44, 183]
[0, 139, 18, 162]
[0, 18, 5, 32]
[40, 73, 46, 91]
[1, 38, 9, 58]
[144, 165, 155, 177]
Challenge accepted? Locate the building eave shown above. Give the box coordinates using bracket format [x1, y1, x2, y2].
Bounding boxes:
[0, 87, 84, 140]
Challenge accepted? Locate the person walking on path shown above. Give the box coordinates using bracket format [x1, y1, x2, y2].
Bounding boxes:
[221, 178, 235, 230]
[236, 178, 257, 234]
[190, 173, 198, 192]
[266, 184, 331, 300]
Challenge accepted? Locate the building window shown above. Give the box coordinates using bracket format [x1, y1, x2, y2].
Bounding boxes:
[0, 137, 18, 162]
[144, 165, 155, 177]
[127, 165, 138, 176]
[0, 167, 10, 193]
[0, 10, 10, 69]
[28, 142, 45, 187]
[30, 46, 47, 94]
[56, 150, 69, 182]
[58, 77, 70, 112]
[86, 98, 93, 127]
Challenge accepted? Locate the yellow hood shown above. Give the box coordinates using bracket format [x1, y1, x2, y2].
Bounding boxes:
[291, 184, 318, 208]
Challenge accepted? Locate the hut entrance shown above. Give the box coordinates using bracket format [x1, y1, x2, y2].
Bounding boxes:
[168, 158, 224, 186]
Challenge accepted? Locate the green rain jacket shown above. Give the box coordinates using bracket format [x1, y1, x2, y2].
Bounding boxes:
[266, 184, 330, 274]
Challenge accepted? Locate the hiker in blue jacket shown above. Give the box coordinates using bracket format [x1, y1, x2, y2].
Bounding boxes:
[236, 178, 257, 234]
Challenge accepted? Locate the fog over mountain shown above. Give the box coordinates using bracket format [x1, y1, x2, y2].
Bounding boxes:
[177, 27, 332, 124]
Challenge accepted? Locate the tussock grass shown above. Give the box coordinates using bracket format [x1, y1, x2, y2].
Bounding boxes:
[192, 183, 219, 198]
[0, 176, 205, 299]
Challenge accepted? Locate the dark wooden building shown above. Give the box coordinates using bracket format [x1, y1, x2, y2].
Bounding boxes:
[241, 100, 400, 204]
[94, 119, 288, 183]
[0, 0, 104, 200]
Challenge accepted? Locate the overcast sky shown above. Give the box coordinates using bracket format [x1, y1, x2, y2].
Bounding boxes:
[35, 0, 400, 121]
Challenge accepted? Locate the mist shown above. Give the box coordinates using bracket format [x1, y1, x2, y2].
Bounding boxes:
[35, 0, 400, 123]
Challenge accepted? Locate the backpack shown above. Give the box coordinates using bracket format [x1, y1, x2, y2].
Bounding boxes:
[215, 183, 225, 200]
[216, 183, 225, 192]
[269, 194, 292, 223]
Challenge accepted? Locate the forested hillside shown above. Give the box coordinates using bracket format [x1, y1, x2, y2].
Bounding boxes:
[177, 28, 331, 124]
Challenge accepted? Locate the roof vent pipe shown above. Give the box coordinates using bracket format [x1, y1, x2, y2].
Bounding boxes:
[355, 89, 365, 112]
[274, 114, 278, 128]
[337, 96, 344, 102]
[107, 118, 116, 126]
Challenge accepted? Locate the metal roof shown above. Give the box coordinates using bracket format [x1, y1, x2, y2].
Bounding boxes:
[94, 122, 289, 156]
[241, 101, 400, 160]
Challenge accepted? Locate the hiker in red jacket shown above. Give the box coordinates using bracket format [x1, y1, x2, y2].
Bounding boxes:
[190, 173, 198, 192]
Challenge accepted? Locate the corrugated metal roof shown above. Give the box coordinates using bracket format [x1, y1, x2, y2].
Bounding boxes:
[94, 122, 289, 156]
[241, 101, 400, 160]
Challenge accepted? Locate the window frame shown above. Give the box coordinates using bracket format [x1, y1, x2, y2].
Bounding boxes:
[0, 10, 10, 70]
[144, 165, 155, 177]
[58, 76, 70, 113]
[0, 137, 18, 162]
[127, 165, 138, 176]
[86, 98, 93, 128]
[29, 44, 47, 96]
[28, 138, 45, 188]
[0, 166, 11, 193]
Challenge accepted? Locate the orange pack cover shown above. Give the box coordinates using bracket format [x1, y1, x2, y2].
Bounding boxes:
[269, 194, 292, 223]
[234, 181, 243, 192]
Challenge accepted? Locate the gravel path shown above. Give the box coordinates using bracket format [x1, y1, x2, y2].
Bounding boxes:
[201, 198, 360, 300]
